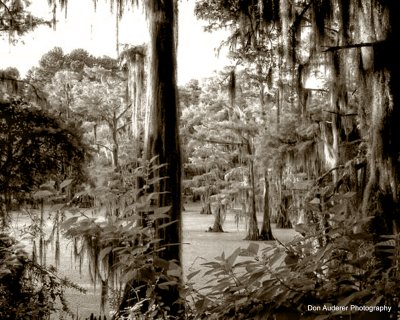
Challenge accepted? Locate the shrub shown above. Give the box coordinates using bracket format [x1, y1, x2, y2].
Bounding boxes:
[188, 215, 399, 320]
[0, 233, 84, 319]
[61, 157, 184, 319]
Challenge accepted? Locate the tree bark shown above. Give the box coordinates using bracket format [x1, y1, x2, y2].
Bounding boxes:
[125, 46, 146, 160]
[110, 113, 119, 170]
[116, 1, 182, 317]
[359, 3, 400, 270]
[276, 193, 293, 229]
[361, 69, 400, 268]
[144, 0, 183, 315]
[200, 199, 212, 215]
[245, 158, 259, 240]
[1, 189, 11, 228]
[210, 203, 224, 232]
[260, 171, 274, 240]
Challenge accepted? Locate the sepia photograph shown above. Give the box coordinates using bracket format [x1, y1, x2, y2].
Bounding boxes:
[1, 0, 399, 319]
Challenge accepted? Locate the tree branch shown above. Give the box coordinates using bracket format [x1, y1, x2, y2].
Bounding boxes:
[116, 103, 131, 121]
[191, 136, 243, 146]
[117, 121, 131, 132]
[321, 41, 384, 52]
[317, 165, 345, 184]
[0, 76, 45, 100]
[322, 110, 358, 117]
[95, 143, 113, 152]
[0, 1, 13, 17]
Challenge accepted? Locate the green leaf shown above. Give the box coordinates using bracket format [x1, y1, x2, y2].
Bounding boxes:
[149, 206, 171, 220]
[342, 191, 357, 198]
[294, 223, 309, 234]
[338, 290, 371, 306]
[314, 243, 333, 263]
[202, 261, 221, 269]
[376, 240, 396, 247]
[33, 190, 54, 199]
[246, 243, 260, 255]
[195, 297, 210, 310]
[158, 280, 178, 290]
[149, 155, 159, 164]
[167, 268, 181, 278]
[40, 180, 56, 190]
[315, 316, 330, 320]
[186, 270, 201, 281]
[204, 268, 218, 276]
[123, 270, 137, 282]
[349, 256, 369, 269]
[226, 248, 240, 268]
[60, 216, 79, 229]
[248, 270, 265, 285]
[157, 220, 177, 229]
[148, 176, 169, 185]
[99, 246, 112, 262]
[60, 178, 73, 189]
[153, 257, 169, 269]
[380, 234, 398, 239]
[366, 295, 384, 306]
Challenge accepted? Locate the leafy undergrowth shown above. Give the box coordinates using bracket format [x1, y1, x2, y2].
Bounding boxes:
[184, 215, 400, 320]
[182, 202, 296, 290]
[0, 233, 86, 320]
[9, 201, 399, 320]
[7, 202, 296, 319]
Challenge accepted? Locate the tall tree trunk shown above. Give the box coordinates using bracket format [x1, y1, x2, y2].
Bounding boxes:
[245, 158, 259, 240]
[276, 193, 293, 229]
[125, 46, 146, 160]
[115, 0, 119, 56]
[144, 0, 182, 315]
[200, 197, 212, 215]
[144, 0, 181, 262]
[1, 189, 11, 228]
[260, 171, 274, 240]
[359, 3, 400, 269]
[116, 1, 182, 317]
[210, 203, 224, 232]
[362, 69, 400, 266]
[329, 52, 345, 183]
[276, 89, 280, 134]
[110, 114, 119, 170]
[93, 123, 99, 152]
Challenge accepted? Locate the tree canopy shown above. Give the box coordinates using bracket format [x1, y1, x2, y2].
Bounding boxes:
[0, 98, 89, 223]
[0, 0, 51, 43]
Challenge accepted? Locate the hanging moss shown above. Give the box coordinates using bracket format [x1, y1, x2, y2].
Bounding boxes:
[314, 0, 334, 40]
[339, 0, 352, 43]
[229, 69, 236, 107]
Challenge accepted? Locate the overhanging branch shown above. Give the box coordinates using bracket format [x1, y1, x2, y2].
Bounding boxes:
[191, 136, 243, 146]
[116, 103, 132, 121]
[0, 76, 45, 100]
[321, 41, 384, 52]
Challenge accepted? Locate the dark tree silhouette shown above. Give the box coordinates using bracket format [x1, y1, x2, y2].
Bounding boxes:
[0, 99, 87, 226]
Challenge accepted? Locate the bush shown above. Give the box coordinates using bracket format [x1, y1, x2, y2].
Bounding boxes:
[61, 157, 185, 319]
[0, 233, 84, 319]
[187, 215, 399, 320]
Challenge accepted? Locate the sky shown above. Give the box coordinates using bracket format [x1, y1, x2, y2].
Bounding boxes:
[0, 0, 230, 85]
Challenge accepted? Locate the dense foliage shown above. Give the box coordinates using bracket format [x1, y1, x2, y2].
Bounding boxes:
[0, 233, 84, 319]
[187, 0, 400, 318]
[0, 98, 88, 223]
[2, 0, 400, 318]
[61, 157, 184, 319]
[0, 0, 51, 43]
[187, 213, 398, 320]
